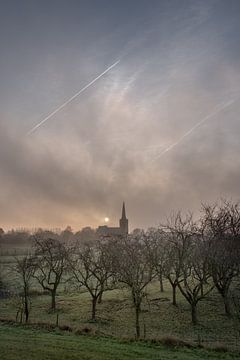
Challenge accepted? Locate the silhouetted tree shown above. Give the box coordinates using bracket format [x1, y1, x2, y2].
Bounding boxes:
[161, 212, 195, 306]
[33, 237, 69, 310]
[177, 233, 214, 324]
[203, 201, 240, 316]
[145, 228, 168, 293]
[114, 232, 155, 339]
[14, 255, 35, 322]
[60, 226, 74, 242]
[68, 239, 113, 320]
[74, 227, 96, 245]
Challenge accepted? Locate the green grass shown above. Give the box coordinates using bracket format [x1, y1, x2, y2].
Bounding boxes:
[0, 323, 238, 360]
[1, 255, 240, 352]
[1, 282, 240, 350]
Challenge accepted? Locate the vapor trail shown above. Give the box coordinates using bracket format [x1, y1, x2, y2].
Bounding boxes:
[27, 60, 120, 135]
[153, 97, 238, 161]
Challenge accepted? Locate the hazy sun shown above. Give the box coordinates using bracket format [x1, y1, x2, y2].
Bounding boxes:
[104, 217, 110, 223]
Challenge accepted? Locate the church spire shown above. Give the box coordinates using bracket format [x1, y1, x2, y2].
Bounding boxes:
[120, 202, 128, 235]
[121, 201, 127, 220]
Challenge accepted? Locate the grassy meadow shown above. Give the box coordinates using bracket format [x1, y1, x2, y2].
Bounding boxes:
[1, 253, 240, 358]
[1, 322, 239, 360]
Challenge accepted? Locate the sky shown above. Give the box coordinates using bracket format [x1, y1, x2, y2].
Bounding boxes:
[1, 0, 240, 231]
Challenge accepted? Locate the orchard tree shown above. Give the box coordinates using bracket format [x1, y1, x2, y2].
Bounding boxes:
[203, 201, 240, 316]
[144, 228, 168, 293]
[114, 232, 156, 339]
[68, 239, 114, 320]
[33, 237, 69, 310]
[14, 255, 35, 322]
[177, 233, 214, 324]
[161, 212, 195, 306]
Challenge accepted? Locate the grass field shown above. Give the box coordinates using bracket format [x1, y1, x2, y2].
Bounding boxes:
[0, 322, 239, 360]
[1, 254, 240, 353]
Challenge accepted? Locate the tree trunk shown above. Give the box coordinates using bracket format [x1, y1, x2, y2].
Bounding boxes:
[214, 280, 232, 316]
[135, 305, 140, 339]
[191, 303, 198, 325]
[20, 309, 23, 324]
[172, 283, 177, 306]
[223, 295, 231, 317]
[16, 310, 20, 322]
[91, 297, 97, 320]
[159, 273, 164, 293]
[23, 284, 29, 323]
[98, 289, 103, 304]
[51, 290, 56, 310]
[24, 292, 29, 323]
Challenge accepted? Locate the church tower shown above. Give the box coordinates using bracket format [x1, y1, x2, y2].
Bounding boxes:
[119, 202, 128, 235]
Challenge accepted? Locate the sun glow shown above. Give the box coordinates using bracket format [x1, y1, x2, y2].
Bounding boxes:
[104, 217, 110, 223]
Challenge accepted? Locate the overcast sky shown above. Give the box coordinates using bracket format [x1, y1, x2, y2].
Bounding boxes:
[1, 0, 240, 231]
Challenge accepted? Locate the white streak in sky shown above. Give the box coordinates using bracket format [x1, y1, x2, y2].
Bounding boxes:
[27, 60, 120, 135]
[153, 97, 238, 161]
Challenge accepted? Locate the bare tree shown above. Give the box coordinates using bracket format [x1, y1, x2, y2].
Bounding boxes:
[114, 232, 156, 339]
[68, 239, 113, 320]
[74, 227, 97, 245]
[177, 233, 214, 324]
[33, 237, 69, 311]
[14, 255, 35, 322]
[144, 228, 167, 293]
[161, 212, 195, 306]
[60, 226, 74, 242]
[202, 201, 240, 316]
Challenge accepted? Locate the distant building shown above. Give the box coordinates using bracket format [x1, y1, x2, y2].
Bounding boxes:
[97, 202, 128, 237]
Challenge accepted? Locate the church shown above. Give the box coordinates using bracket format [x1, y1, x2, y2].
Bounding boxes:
[97, 202, 128, 237]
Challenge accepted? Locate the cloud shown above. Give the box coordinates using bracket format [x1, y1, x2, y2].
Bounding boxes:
[0, 0, 240, 230]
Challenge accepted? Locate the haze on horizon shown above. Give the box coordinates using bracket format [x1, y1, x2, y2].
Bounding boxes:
[1, 0, 240, 231]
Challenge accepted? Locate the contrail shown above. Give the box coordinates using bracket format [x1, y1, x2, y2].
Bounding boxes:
[153, 97, 238, 161]
[27, 60, 120, 135]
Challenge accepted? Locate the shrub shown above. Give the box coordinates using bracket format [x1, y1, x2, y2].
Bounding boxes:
[58, 324, 73, 332]
[157, 335, 193, 348]
[207, 342, 229, 352]
[75, 326, 96, 335]
[34, 321, 56, 331]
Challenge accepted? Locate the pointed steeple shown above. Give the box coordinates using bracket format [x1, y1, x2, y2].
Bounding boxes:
[120, 202, 128, 235]
[121, 202, 127, 220]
